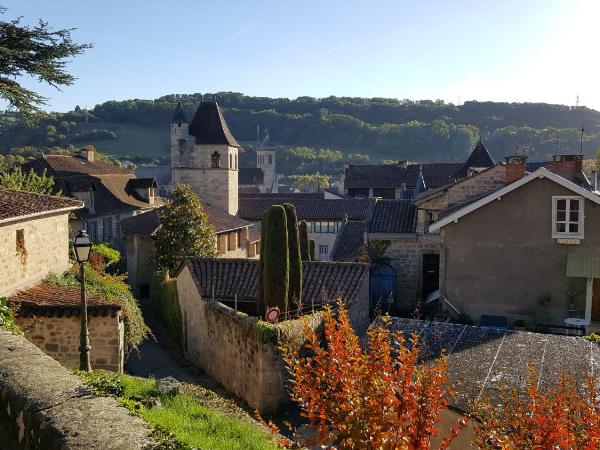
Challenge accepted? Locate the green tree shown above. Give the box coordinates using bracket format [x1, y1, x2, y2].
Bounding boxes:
[299, 220, 310, 261]
[0, 7, 91, 117]
[257, 205, 289, 315]
[0, 166, 56, 194]
[154, 184, 217, 274]
[282, 203, 302, 304]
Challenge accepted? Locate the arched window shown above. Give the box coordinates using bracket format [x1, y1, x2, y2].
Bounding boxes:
[229, 154, 233, 169]
[235, 154, 238, 169]
[211, 151, 221, 168]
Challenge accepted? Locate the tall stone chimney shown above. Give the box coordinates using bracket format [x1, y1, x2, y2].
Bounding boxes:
[547, 154, 583, 180]
[79, 147, 95, 162]
[504, 155, 527, 183]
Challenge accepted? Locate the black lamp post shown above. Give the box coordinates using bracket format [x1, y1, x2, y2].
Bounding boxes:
[73, 230, 93, 371]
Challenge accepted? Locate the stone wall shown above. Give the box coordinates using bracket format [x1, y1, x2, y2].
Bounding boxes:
[16, 313, 124, 372]
[0, 330, 154, 449]
[176, 265, 370, 412]
[1, 212, 71, 297]
[384, 236, 442, 310]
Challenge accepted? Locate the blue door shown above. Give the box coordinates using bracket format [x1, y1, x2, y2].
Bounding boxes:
[370, 264, 397, 314]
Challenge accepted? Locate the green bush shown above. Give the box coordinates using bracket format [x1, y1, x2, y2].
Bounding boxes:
[150, 270, 182, 350]
[584, 333, 600, 343]
[0, 297, 20, 333]
[91, 243, 120, 267]
[299, 220, 310, 261]
[47, 265, 149, 347]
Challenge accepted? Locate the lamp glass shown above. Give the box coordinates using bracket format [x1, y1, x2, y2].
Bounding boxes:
[73, 231, 92, 263]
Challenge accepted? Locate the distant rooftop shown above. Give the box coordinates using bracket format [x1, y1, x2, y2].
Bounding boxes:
[0, 188, 82, 224]
[380, 318, 600, 413]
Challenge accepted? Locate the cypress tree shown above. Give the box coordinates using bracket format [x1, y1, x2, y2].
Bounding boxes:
[299, 220, 310, 261]
[282, 203, 302, 305]
[258, 205, 289, 314]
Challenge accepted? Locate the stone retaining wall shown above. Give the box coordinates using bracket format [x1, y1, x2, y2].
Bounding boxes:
[0, 330, 155, 449]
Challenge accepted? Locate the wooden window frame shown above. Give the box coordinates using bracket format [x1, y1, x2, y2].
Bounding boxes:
[552, 196, 584, 239]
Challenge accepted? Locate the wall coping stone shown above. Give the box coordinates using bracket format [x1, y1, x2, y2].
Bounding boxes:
[0, 330, 156, 449]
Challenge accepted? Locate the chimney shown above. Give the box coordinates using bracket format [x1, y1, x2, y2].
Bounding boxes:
[398, 160, 408, 169]
[505, 155, 527, 183]
[549, 154, 583, 181]
[79, 147, 95, 162]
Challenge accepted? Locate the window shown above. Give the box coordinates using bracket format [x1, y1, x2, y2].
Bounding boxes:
[347, 188, 369, 198]
[553, 196, 584, 238]
[319, 245, 329, 256]
[15, 229, 26, 260]
[86, 221, 98, 241]
[258, 155, 265, 165]
[268, 155, 273, 165]
[373, 188, 396, 199]
[102, 217, 113, 241]
[236, 229, 242, 248]
[211, 151, 221, 168]
[229, 154, 233, 168]
[313, 221, 338, 233]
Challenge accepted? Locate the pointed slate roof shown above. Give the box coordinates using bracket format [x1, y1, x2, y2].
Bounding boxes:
[188, 101, 242, 148]
[171, 101, 187, 123]
[453, 139, 495, 178]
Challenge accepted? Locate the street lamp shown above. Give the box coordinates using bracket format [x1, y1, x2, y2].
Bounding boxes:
[73, 230, 93, 371]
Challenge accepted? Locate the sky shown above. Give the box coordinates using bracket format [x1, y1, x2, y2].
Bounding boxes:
[4, 0, 600, 112]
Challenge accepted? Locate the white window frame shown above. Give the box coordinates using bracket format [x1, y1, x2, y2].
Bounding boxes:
[552, 196, 584, 239]
[319, 245, 329, 255]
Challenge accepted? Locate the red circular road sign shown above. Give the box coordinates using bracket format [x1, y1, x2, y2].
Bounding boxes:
[265, 307, 280, 323]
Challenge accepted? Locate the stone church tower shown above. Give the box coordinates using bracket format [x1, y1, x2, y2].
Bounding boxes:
[256, 129, 277, 193]
[171, 101, 240, 215]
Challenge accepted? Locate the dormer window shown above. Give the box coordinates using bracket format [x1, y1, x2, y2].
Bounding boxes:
[552, 196, 584, 239]
[211, 151, 221, 168]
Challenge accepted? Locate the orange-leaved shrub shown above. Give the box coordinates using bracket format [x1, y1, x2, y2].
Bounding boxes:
[279, 302, 464, 449]
[474, 366, 600, 449]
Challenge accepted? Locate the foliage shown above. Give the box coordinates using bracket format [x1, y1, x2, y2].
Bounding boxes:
[150, 270, 183, 350]
[254, 320, 277, 344]
[257, 205, 289, 315]
[453, 313, 475, 326]
[287, 173, 330, 192]
[358, 239, 391, 264]
[298, 220, 310, 261]
[282, 203, 302, 305]
[280, 303, 463, 449]
[46, 265, 150, 347]
[0, 166, 57, 194]
[0, 7, 91, 117]
[309, 239, 315, 261]
[584, 332, 600, 343]
[154, 184, 217, 274]
[0, 297, 20, 333]
[79, 371, 277, 450]
[91, 242, 120, 267]
[474, 367, 600, 449]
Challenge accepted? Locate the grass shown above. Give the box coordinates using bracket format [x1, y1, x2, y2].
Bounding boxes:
[79, 371, 278, 450]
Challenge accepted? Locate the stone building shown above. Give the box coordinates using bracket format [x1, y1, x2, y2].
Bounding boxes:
[238, 193, 375, 260]
[175, 257, 370, 412]
[21, 148, 160, 250]
[120, 205, 260, 298]
[9, 282, 124, 372]
[171, 101, 241, 216]
[0, 188, 81, 297]
[0, 188, 124, 372]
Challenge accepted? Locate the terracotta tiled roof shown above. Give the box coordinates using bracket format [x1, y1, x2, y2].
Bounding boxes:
[452, 140, 495, 178]
[188, 101, 242, 148]
[120, 204, 252, 237]
[369, 200, 417, 234]
[238, 197, 375, 221]
[238, 168, 264, 185]
[330, 221, 367, 262]
[9, 282, 121, 317]
[180, 258, 369, 306]
[0, 188, 82, 223]
[22, 154, 131, 176]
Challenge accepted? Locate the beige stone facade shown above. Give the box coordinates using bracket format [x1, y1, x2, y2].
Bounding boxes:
[1, 213, 71, 297]
[16, 313, 124, 372]
[172, 142, 239, 215]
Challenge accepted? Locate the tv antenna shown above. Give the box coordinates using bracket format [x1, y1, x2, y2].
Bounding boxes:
[576, 93, 580, 108]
